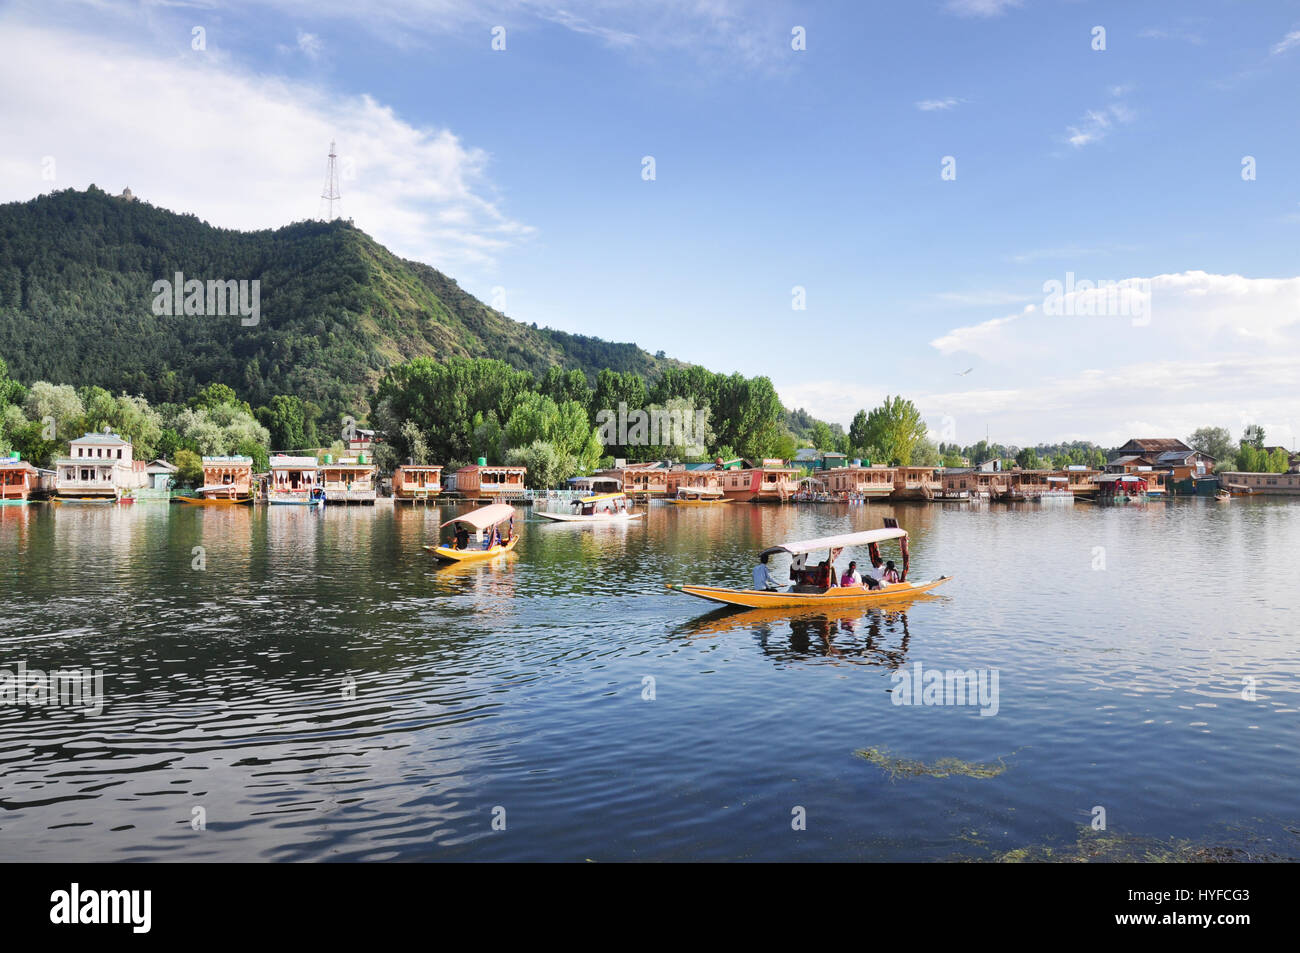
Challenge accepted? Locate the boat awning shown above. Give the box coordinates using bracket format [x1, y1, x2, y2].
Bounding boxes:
[760, 527, 907, 558]
[579, 492, 626, 504]
[440, 503, 515, 530]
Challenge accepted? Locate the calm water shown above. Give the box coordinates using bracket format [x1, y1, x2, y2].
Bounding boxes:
[1, 498, 1297, 862]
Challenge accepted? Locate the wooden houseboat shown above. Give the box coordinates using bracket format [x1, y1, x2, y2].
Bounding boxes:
[320, 456, 377, 504]
[0, 457, 55, 503]
[393, 464, 443, 503]
[890, 467, 943, 501]
[719, 461, 800, 503]
[445, 463, 527, 501]
[824, 465, 896, 500]
[181, 455, 254, 504]
[267, 455, 323, 505]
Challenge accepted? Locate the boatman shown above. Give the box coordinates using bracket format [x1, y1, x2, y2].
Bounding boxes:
[752, 553, 780, 591]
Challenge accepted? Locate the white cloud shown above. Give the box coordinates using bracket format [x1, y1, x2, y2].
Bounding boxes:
[296, 30, 323, 58]
[0, 23, 531, 276]
[916, 98, 962, 111]
[944, 0, 1023, 17]
[904, 271, 1300, 443]
[1270, 30, 1300, 55]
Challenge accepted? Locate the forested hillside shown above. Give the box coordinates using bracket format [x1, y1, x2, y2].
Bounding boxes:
[0, 187, 681, 421]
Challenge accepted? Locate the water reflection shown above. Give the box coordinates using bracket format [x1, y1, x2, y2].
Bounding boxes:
[677, 602, 932, 668]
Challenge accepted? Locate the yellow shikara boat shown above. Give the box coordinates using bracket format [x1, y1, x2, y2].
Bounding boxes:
[423, 502, 520, 563]
[668, 525, 951, 610]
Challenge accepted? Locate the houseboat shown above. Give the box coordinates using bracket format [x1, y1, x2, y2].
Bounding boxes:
[445, 462, 527, 501]
[392, 464, 443, 503]
[719, 461, 800, 502]
[267, 455, 323, 505]
[890, 467, 943, 501]
[824, 465, 896, 501]
[180, 455, 254, 504]
[614, 462, 671, 500]
[941, 465, 1011, 500]
[0, 456, 55, 504]
[666, 465, 723, 498]
[320, 456, 377, 504]
[54, 428, 148, 502]
[1217, 470, 1300, 496]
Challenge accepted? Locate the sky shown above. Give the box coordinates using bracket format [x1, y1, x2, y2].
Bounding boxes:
[1, 0, 1298, 450]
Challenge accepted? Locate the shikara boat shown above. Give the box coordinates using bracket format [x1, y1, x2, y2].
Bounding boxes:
[534, 492, 643, 522]
[177, 493, 255, 506]
[424, 502, 520, 563]
[669, 487, 731, 506]
[668, 524, 951, 610]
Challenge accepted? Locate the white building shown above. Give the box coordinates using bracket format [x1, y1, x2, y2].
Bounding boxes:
[54, 428, 148, 498]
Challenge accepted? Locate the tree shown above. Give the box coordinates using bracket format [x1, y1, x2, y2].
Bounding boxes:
[257, 395, 315, 453]
[1015, 447, 1041, 470]
[863, 395, 928, 466]
[1187, 426, 1233, 467]
[810, 420, 835, 452]
[173, 449, 202, 486]
[399, 420, 428, 465]
[848, 410, 871, 456]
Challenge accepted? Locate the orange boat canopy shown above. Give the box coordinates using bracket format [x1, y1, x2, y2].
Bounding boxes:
[440, 503, 515, 531]
[760, 527, 907, 558]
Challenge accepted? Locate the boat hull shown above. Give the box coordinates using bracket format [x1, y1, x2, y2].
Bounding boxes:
[669, 499, 731, 506]
[178, 496, 254, 506]
[534, 510, 643, 522]
[424, 533, 520, 563]
[668, 575, 952, 610]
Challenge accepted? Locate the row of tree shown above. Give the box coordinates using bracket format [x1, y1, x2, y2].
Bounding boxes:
[1188, 426, 1294, 473]
[369, 357, 792, 488]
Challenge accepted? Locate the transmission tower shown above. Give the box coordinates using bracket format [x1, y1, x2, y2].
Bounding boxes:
[319, 140, 342, 221]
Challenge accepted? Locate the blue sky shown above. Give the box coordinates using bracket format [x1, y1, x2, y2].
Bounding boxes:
[1, 0, 1298, 448]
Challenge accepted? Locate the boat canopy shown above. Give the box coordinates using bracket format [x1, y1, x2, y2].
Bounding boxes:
[440, 503, 515, 530]
[760, 527, 906, 558]
[579, 492, 626, 504]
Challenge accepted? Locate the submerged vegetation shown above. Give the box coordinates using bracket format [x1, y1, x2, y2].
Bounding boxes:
[854, 746, 1011, 781]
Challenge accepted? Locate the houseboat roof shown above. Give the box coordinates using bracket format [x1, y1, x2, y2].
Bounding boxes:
[760, 527, 907, 558]
[0, 459, 37, 471]
[71, 429, 132, 445]
[1116, 438, 1191, 454]
[269, 455, 319, 468]
[397, 463, 443, 470]
[439, 503, 515, 531]
[1156, 449, 1206, 464]
[453, 463, 525, 472]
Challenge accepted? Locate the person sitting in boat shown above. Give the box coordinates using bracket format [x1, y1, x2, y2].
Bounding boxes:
[454, 527, 471, 550]
[752, 553, 780, 591]
[880, 560, 901, 584]
[841, 561, 861, 587]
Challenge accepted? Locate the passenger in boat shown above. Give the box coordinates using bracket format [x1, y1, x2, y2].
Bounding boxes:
[752, 553, 780, 591]
[880, 560, 901, 584]
[841, 561, 861, 587]
[454, 527, 471, 550]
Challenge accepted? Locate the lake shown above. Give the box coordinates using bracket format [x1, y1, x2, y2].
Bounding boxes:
[1, 497, 1297, 861]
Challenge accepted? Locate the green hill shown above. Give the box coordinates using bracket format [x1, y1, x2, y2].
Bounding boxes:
[0, 186, 681, 421]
